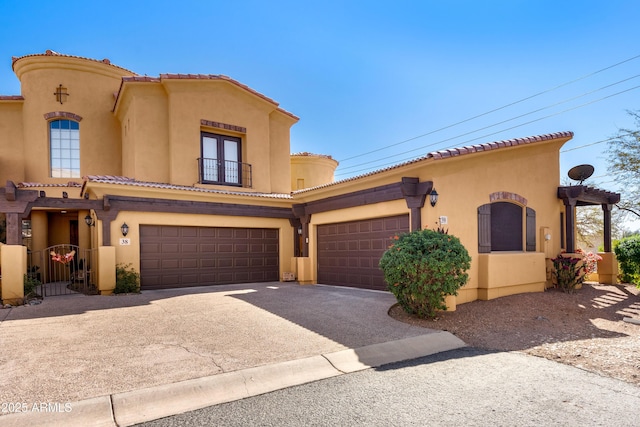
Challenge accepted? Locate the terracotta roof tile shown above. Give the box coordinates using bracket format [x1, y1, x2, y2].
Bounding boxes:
[83, 175, 292, 199]
[291, 152, 335, 160]
[12, 50, 136, 74]
[0, 95, 24, 101]
[17, 181, 82, 188]
[158, 73, 298, 120]
[293, 131, 574, 194]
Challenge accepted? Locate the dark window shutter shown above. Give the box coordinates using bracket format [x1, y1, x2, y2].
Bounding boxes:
[478, 204, 491, 253]
[491, 202, 523, 251]
[526, 207, 536, 252]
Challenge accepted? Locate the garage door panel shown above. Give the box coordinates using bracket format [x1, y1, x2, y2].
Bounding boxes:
[317, 214, 409, 291]
[140, 225, 279, 290]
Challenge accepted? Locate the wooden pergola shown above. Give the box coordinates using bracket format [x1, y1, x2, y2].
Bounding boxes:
[557, 185, 621, 253]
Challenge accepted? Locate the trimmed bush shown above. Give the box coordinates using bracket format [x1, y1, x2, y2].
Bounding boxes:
[614, 236, 640, 286]
[115, 263, 140, 294]
[379, 229, 471, 319]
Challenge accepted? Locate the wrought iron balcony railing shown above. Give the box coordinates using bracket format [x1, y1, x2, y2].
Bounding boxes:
[197, 158, 252, 188]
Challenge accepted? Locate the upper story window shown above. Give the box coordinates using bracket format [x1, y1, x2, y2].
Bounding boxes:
[50, 119, 80, 178]
[199, 131, 244, 186]
[478, 201, 536, 253]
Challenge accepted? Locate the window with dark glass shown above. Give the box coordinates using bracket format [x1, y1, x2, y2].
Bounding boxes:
[200, 132, 242, 185]
[50, 119, 80, 178]
[478, 202, 536, 253]
[491, 202, 523, 251]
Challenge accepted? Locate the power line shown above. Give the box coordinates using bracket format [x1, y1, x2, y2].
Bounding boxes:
[337, 75, 640, 173]
[338, 53, 640, 163]
[335, 84, 640, 177]
[336, 85, 640, 176]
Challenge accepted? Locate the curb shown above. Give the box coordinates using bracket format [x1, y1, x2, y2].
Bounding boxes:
[0, 332, 466, 426]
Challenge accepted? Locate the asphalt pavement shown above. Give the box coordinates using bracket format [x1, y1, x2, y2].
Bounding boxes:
[137, 347, 640, 427]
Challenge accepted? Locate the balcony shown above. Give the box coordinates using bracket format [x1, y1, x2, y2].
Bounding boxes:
[198, 158, 252, 188]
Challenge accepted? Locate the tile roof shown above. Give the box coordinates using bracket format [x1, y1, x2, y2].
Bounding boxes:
[291, 152, 336, 159]
[293, 131, 574, 194]
[11, 51, 297, 120]
[428, 131, 574, 160]
[12, 50, 136, 74]
[0, 95, 24, 101]
[119, 74, 298, 120]
[17, 181, 82, 188]
[83, 175, 293, 199]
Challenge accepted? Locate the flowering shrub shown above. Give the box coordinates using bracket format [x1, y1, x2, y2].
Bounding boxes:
[552, 253, 586, 293]
[575, 249, 602, 275]
[379, 229, 471, 319]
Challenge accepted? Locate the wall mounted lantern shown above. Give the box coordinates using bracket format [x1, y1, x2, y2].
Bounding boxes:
[121, 222, 129, 237]
[84, 214, 95, 227]
[429, 189, 439, 207]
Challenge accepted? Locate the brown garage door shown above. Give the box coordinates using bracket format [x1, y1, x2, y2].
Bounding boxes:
[140, 225, 279, 290]
[317, 215, 409, 291]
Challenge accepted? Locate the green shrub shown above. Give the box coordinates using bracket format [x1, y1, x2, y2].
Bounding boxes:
[23, 273, 41, 298]
[379, 229, 471, 319]
[614, 236, 640, 286]
[115, 263, 140, 294]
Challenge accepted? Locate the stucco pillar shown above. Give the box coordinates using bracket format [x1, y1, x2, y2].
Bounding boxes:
[5, 213, 22, 245]
[97, 246, 116, 295]
[596, 252, 618, 285]
[602, 203, 613, 253]
[31, 211, 48, 257]
[563, 199, 577, 253]
[1, 245, 27, 305]
[299, 215, 311, 257]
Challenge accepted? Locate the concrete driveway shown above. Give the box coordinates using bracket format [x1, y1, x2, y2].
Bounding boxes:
[0, 282, 464, 426]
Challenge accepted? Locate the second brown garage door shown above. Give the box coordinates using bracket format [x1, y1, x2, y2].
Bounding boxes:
[317, 214, 409, 291]
[140, 225, 279, 290]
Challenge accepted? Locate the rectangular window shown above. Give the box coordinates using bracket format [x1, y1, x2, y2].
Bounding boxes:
[200, 131, 242, 186]
[50, 120, 80, 178]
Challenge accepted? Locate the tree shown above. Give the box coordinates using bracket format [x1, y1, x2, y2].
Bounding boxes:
[576, 205, 624, 249]
[607, 110, 640, 221]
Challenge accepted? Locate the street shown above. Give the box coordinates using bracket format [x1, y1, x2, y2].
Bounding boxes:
[138, 348, 640, 426]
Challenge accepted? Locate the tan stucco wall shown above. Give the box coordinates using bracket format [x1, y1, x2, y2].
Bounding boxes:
[0, 245, 27, 305]
[12, 54, 131, 184]
[114, 79, 298, 193]
[294, 134, 571, 304]
[290, 154, 338, 190]
[0, 101, 25, 183]
[115, 83, 170, 182]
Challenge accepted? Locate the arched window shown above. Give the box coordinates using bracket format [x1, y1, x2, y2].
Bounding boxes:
[50, 119, 80, 178]
[478, 202, 536, 253]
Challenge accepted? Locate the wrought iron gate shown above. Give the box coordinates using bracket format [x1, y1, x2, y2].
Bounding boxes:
[28, 245, 97, 297]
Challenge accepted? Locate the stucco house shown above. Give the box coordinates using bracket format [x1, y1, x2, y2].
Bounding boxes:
[0, 51, 620, 305]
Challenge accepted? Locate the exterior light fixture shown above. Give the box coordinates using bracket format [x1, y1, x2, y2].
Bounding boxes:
[297, 227, 303, 235]
[84, 214, 95, 227]
[121, 222, 129, 237]
[429, 189, 439, 207]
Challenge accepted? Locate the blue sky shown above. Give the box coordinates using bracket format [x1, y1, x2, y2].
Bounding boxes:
[1, 1, 639, 223]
